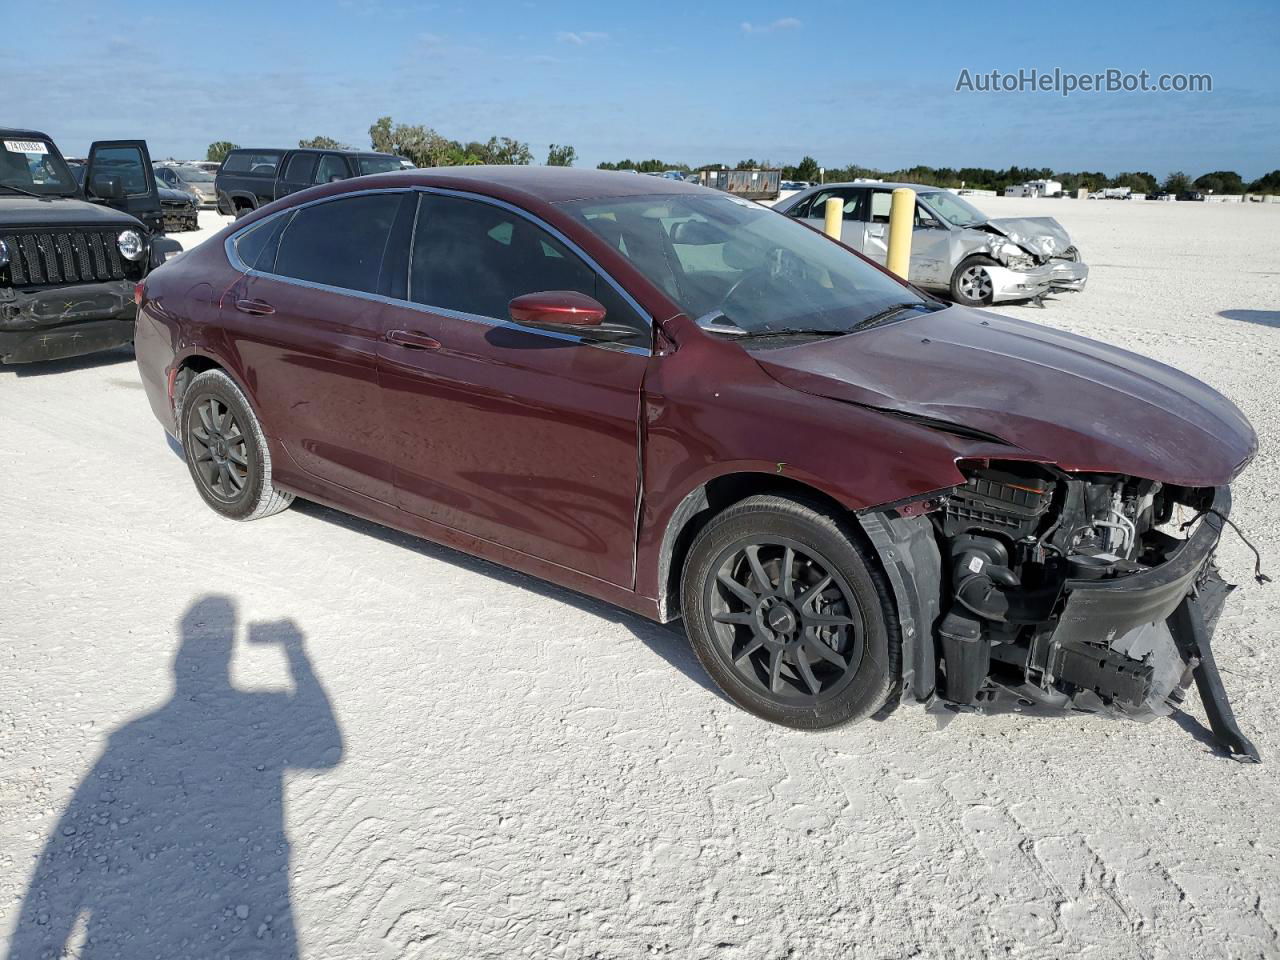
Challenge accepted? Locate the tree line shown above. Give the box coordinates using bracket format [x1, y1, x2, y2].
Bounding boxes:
[205, 138, 1277, 194]
[596, 154, 1280, 195]
[206, 121, 575, 168]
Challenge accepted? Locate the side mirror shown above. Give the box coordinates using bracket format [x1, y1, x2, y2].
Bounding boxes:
[509, 290, 606, 329]
[508, 290, 638, 343]
[90, 175, 124, 200]
[918, 217, 943, 229]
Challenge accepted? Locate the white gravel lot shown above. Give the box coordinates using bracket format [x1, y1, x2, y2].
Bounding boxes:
[2, 199, 1279, 959]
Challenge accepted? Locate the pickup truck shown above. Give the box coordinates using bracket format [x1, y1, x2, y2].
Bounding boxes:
[214, 147, 404, 217]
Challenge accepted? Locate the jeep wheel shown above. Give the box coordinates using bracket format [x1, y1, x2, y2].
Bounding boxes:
[179, 369, 294, 521]
[680, 495, 898, 729]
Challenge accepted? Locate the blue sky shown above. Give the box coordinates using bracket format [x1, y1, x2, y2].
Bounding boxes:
[13, 0, 1279, 178]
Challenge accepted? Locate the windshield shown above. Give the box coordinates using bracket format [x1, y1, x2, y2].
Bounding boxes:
[173, 165, 214, 182]
[919, 190, 987, 227]
[358, 156, 403, 176]
[562, 193, 930, 335]
[0, 137, 77, 197]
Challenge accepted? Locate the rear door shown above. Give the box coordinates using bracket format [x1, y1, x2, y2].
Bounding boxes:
[275, 151, 317, 199]
[863, 189, 893, 263]
[223, 190, 410, 504]
[85, 139, 161, 230]
[314, 153, 348, 186]
[795, 187, 866, 248]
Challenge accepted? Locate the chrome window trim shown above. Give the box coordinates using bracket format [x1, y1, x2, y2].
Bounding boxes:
[222, 185, 653, 358]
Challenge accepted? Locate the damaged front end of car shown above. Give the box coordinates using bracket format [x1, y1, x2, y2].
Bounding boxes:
[860, 460, 1259, 761]
[962, 217, 1089, 301]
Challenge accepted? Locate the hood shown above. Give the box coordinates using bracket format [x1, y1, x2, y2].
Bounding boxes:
[0, 194, 144, 230]
[752, 306, 1255, 487]
[980, 216, 1072, 258]
[158, 187, 195, 204]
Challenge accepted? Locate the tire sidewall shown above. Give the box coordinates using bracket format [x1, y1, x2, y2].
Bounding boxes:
[179, 372, 267, 520]
[681, 499, 893, 729]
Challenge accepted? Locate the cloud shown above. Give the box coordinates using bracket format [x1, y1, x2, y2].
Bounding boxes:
[556, 30, 608, 45]
[740, 18, 801, 34]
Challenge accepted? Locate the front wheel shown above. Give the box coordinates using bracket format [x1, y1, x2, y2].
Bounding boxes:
[950, 254, 997, 306]
[680, 495, 898, 729]
[179, 369, 294, 521]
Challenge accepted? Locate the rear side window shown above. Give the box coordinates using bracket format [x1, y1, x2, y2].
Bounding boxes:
[800, 189, 863, 221]
[314, 154, 347, 184]
[234, 213, 292, 272]
[408, 193, 647, 343]
[282, 152, 316, 183]
[357, 155, 402, 176]
[271, 193, 401, 294]
[222, 151, 283, 177]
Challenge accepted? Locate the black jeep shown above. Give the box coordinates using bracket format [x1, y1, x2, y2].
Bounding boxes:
[0, 129, 182, 364]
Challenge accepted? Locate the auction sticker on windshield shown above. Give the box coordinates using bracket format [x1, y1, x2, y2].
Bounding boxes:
[4, 140, 47, 154]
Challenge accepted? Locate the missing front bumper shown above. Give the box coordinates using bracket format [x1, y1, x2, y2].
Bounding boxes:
[915, 486, 1258, 760]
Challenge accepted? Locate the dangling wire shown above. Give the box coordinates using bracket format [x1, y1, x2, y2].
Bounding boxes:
[1181, 508, 1272, 585]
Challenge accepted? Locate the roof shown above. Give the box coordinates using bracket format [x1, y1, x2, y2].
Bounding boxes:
[0, 127, 51, 141]
[376, 165, 707, 204]
[809, 180, 944, 192]
[230, 146, 398, 158]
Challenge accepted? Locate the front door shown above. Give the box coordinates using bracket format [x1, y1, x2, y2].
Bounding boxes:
[85, 139, 162, 233]
[375, 191, 649, 587]
[223, 190, 409, 504]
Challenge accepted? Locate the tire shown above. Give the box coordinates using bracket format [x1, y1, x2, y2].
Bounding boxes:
[178, 369, 294, 521]
[680, 495, 899, 729]
[950, 254, 997, 306]
[234, 203, 254, 220]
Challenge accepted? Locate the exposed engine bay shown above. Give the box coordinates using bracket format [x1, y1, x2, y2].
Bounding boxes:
[859, 461, 1259, 761]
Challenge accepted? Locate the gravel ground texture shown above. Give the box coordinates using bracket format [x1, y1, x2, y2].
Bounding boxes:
[2, 199, 1279, 959]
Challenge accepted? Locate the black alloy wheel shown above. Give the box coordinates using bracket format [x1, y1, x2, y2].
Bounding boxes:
[188, 396, 249, 501]
[179, 369, 294, 521]
[705, 539, 864, 703]
[681, 495, 897, 729]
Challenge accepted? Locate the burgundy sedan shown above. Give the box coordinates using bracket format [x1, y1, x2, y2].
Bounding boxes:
[135, 167, 1259, 758]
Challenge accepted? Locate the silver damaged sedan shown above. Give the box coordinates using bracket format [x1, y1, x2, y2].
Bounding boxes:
[775, 181, 1089, 306]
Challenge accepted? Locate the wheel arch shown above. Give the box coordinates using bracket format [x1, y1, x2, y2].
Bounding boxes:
[654, 470, 867, 622]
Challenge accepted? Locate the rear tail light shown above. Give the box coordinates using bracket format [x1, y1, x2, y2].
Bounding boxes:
[134, 282, 145, 306]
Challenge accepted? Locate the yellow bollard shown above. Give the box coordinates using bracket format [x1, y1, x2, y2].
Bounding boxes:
[823, 196, 843, 241]
[886, 187, 916, 279]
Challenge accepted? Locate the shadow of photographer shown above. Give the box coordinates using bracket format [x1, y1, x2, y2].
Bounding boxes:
[7, 595, 343, 959]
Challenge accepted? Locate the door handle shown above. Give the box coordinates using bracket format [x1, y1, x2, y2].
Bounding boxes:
[868, 226, 885, 238]
[235, 298, 275, 316]
[386, 329, 442, 351]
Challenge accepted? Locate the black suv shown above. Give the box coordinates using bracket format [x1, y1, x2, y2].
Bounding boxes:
[0, 128, 182, 363]
[214, 147, 405, 217]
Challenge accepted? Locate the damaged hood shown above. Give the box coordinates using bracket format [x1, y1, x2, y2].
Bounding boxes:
[752, 307, 1255, 487]
[979, 216, 1073, 258]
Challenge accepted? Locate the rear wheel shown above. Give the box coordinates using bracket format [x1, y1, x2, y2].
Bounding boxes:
[179, 369, 293, 521]
[680, 495, 897, 729]
[950, 254, 997, 306]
